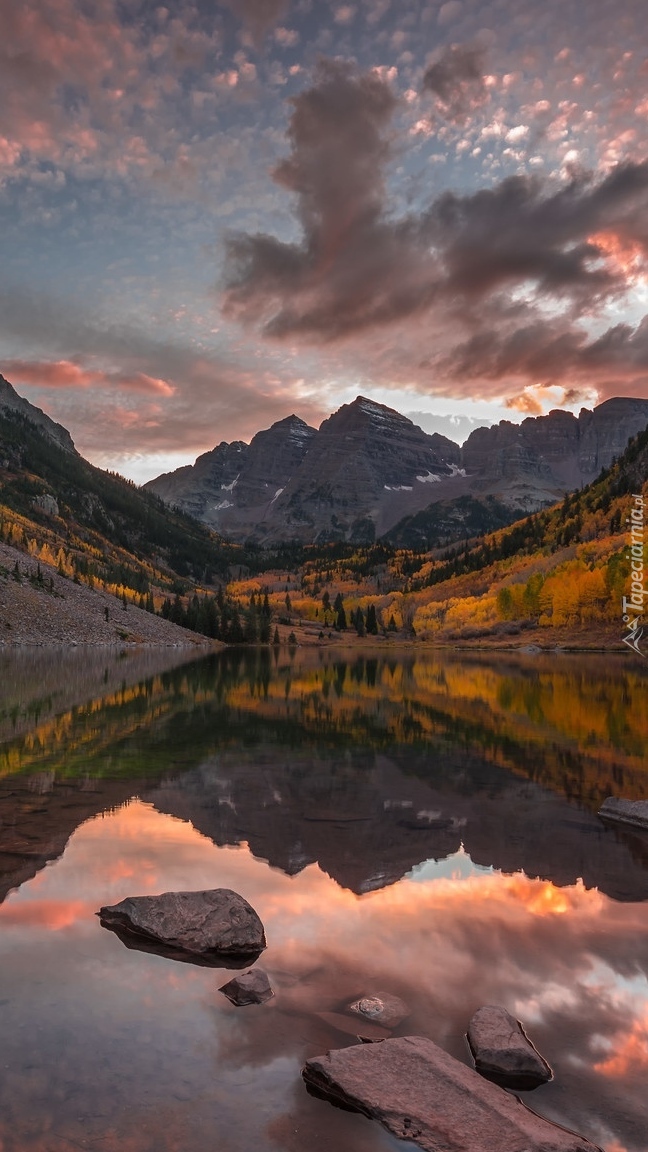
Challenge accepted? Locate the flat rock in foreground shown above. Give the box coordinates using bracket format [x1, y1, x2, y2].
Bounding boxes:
[302, 1036, 602, 1152]
[467, 1005, 552, 1089]
[99, 889, 266, 960]
[598, 797, 648, 831]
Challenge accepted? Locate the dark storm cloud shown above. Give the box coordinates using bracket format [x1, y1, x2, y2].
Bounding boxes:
[421, 44, 487, 122]
[222, 59, 648, 398]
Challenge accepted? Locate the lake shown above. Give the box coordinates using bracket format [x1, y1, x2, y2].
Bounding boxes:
[1, 645, 647, 1152]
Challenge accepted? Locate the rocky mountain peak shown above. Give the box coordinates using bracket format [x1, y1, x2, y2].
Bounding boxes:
[322, 395, 417, 435]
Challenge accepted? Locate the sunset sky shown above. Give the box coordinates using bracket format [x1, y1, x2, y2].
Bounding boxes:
[2, 0, 648, 480]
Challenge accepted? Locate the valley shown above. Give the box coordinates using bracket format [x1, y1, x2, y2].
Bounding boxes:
[1, 372, 646, 653]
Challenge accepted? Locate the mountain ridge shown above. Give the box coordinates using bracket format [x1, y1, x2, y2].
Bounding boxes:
[146, 393, 648, 546]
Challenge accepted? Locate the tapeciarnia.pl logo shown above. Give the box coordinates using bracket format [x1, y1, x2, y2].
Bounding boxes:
[621, 493, 646, 656]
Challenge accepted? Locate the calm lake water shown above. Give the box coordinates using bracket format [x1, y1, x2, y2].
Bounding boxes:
[1, 645, 648, 1152]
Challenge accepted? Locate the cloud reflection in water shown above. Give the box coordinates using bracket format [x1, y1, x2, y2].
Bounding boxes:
[0, 799, 646, 1152]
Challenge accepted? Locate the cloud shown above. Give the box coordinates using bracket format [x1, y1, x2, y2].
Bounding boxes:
[3, 359, 175, 396]
[222, 59, 648, 405]
[505, 384, 596, 415]
[443, 314, 648, 399]
[0, 0, 226, 191]
[334, 6, 357, 25]
[221, 0, 291, 45]
[505, 388, 546, 415]
[437, 1, 463, 27]
[274, 26, 299, 48]
[422, 44, 487, 121]
[0, 288, 326, 460]
[223, 59, 434, 340]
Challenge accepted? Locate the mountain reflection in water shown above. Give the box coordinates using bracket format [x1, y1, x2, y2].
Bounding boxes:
[0, 646, 647, 1152]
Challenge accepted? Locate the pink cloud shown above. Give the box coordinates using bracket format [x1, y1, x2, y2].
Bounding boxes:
[3, 359, 175, 396]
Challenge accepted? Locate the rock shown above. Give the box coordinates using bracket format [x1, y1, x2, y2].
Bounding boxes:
[98, 889, 266, 962]
[219, 968, 274, 1006]
[302, 1036, 603, 1152]
[32, 493, 59, 517]
[598, 797, 648, 831]
[347, 993, 409, 1029]
[467, 1005, 552, 1089]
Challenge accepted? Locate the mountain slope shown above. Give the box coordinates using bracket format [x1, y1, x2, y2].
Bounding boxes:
[0, 536, 211, 647]
[383, 494, 518, 549]
[262, 397, 461, 544]
[0, 399, 243, 587]
[401, 422, 648, 644]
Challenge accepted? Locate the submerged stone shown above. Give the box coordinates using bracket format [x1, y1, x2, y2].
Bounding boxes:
[347, 993, 409, 1029]
[219, 968, 274, 1005]
[467, 1005, 552, 1089]
[98, 888, 266, 962]
[302, 1035, 602, 1152]
[598, 798, 648, 831]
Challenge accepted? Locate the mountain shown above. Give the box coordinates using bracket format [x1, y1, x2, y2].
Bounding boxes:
[262, 398, 461, 544]
[146, 394, 648, 546]
[0, 373, 76, 454]
[460, 398, 648, 497]
[147, 396, 463, 544]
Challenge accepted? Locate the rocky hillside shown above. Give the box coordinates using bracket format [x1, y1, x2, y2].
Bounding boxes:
[146, 394, 648, 545]
[0, 538, 213, 647]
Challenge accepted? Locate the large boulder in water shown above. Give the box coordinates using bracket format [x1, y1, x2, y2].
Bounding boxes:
[303, 1035, 602, 1152]
[467, 1005, 552, 1089]
[98, 889, 266, 963]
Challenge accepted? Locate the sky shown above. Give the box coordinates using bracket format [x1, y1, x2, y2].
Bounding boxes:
[2, 0, 648, 482]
